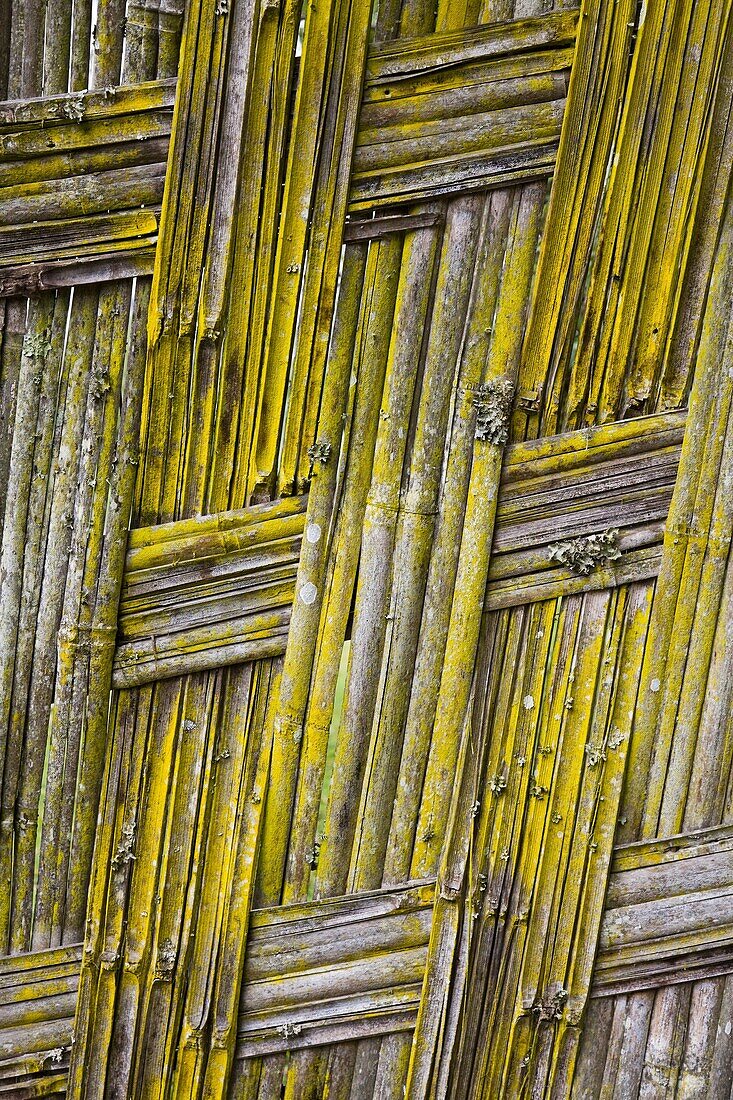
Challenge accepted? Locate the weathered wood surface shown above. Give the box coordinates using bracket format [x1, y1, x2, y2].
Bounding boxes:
[113, 495, 307, 685]
[110, 412, 683, 689]
[350, 11, 575, 208]
[0, 79, 175, 291]
[594, 824, 733, 996]
[2, 0, 733, 1095]
[0, 945, 80, 1092]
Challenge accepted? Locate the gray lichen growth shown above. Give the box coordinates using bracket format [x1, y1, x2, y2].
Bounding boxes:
[474, 378, 514, 445]
[307, 439, 332, 464]
[111, 820, 137, 870]
[24, 332, 52, 360]
[62, 95, 85, 121]
[548, 529, 621, 575]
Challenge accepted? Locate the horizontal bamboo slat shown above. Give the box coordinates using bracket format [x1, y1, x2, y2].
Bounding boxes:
[0, 79, 175, 292]
[593, 824, 733, 996]
[113, 496, 307, 686]
[349, 11, 575, 210]
[111, 412, 684, 687]
[488, 410, 685, 605]
[237, 882, 435, 1057]
[0, 944, 81, 1093]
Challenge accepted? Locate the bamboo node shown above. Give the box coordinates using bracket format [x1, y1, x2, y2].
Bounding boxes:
[473, 379, 514, 445]
[548, 529, 621, 575]
[533, 987, 568, 1020]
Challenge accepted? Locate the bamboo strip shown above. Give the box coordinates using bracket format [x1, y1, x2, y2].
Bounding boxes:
[353, 99, 565, 174]
[383, 187, 514, 885]
[360, 61, 570, 130]
[90, 0, 126, 87]
[515, 0, 636, 437]
[42, 0, 71, 95]
[0, 295, 55, 950]
[348, 143, 559, 212]
[264, 236, 400, 909]
[276, 0, 377, 495]
[70, 0, 93, 92]
[34, 283, 131, 948]
[135, 0, 230, 522]
[367, 10, 577, 78]
[580, 0, 733, 422]
[5, 290, 83, 950]
[0, 77, 175, 124]
[314, 207, 453, 899]
[411, 181, 545, 883]
[349, 194, 485, 894]
[1, 229, 156, 274]
[206, 0, 301, 514]
[64, 278, 150, 943]
[0, 300, 25, 524]
[19, 287, 96, 952]
[175, 0, 271, 519]
[565, 43, 733, 1080]
[628, 131, 733, 841]
[2, 292, 70, 953]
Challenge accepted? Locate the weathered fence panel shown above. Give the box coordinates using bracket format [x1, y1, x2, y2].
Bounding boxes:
[1, 0, 733, 1095]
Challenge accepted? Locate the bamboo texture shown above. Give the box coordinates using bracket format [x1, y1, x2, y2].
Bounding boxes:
[0, 79, 175, 291]
[2, 0, 733, 1095]
[0, 0, 182, 1091]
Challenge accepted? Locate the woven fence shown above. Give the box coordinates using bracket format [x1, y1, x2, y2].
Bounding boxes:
[2, 0, 733, 1096]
